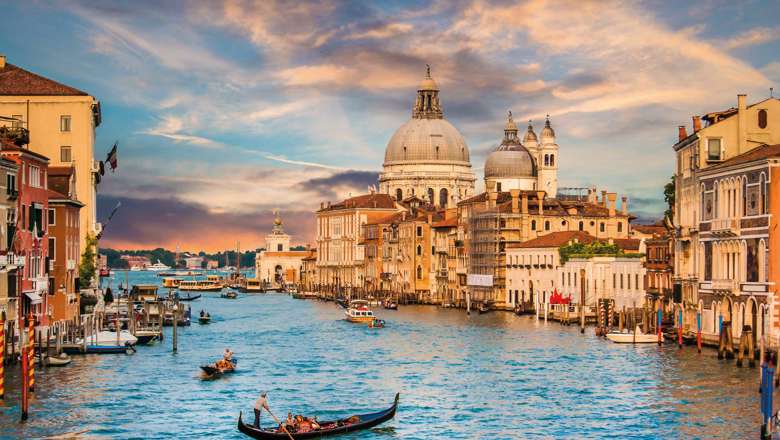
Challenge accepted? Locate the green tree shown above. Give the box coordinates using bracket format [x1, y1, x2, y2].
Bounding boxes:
[664, 175, 675, 222]
[79, 233, 98, 289]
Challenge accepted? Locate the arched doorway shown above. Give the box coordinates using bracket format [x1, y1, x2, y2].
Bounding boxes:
[274, 264, 283, 286]
[439, 188, 448, 208]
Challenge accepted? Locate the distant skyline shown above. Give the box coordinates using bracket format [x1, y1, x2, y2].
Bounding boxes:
[2, 0, 779, 251]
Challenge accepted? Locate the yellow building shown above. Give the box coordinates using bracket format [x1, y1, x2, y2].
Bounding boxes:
[0, 55, 101, 258]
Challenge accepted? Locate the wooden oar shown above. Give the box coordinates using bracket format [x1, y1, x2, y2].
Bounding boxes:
[265, 408, 295, 440]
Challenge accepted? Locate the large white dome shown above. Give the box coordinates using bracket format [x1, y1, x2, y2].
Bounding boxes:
[384, 118, 470, 164]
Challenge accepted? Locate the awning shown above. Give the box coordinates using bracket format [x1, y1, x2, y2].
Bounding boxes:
[25, 291, 42, 305]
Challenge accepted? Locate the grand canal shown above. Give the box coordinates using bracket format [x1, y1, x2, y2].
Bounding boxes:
[0, 272, 767, 439]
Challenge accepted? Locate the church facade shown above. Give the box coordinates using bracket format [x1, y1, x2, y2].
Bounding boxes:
[255, 211, 313, 288]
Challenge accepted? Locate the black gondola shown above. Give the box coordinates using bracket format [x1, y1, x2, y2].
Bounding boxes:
[335, 297, 349, 309]
[237, 393, 398, 439]
[178, 293, 202, 301]
[200, 358, 237, 377]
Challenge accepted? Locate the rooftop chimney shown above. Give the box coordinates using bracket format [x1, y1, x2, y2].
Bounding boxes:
[607, 193, 617, 217]
[0, 55, 5, 69]
[621, 196, 628, 215]
[427, 213, 433, 224]
[488, 191, 498, 209]
[601, 190, 607, 208]
[536, 191, 545, 215]
[738, 94, 747, 154]
[320, 201, 324, 210]
[678, 125, 687, 141]
[510, 189, 520, 214]
[692, 116, 701, 133]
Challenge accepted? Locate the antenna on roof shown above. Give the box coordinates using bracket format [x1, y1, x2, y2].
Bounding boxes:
[771, 87, 774, 98]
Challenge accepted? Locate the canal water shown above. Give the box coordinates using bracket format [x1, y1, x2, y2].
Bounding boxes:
[0, 272, 767, 439]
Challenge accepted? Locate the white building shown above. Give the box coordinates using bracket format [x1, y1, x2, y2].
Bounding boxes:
[256, 210, 313, 287]
[378, 66, 476, 208]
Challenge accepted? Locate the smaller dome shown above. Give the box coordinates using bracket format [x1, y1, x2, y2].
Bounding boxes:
[419, 64, 439, 91]
[523, 121, 538, 144]
[540, 116, 555, 142]
[484, 146, 536, 179]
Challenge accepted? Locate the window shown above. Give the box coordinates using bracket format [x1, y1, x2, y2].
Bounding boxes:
[496, 182, 502, 192]
[60, 146, 72, 162]
[531, 220, 536, 230]
[707, 138, 721, 161]
[60, 115, 71, 132]
[544, 155, 549, 166]
[48, 237, 55, 261]
[439, 188, 448, 207]
[578, 221, 584, 231]
[427, 188, 434, 203]
[617, 222, 623, 232]
[544, 220, 550, 231]
[29, 165, 40, 188]
[395, 188, 403, 201]
[549, 155, 555, 167]
[416, 245, 422, 256]
[431, 245, 435, 255]
[416, 266, 422, 279]
[416, 226, 422, 237]
[277, 244, 283, 251]
[6, 173, 15, 194]
[635, 274, 639, 290]
[599, 222, 605, 232]
[48, 208, 55, 226]
[758, 109, 768, 129]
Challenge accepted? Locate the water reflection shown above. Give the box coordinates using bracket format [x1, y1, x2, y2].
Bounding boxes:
[0, 280, 768, 439]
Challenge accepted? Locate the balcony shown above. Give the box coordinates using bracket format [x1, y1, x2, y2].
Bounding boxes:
[437, 269, 448, 278]
[6, 188, 17, 200]
[711, 218, 739, 237]
[711, 279, 737, 292]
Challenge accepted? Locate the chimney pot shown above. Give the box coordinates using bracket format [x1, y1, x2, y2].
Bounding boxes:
[510, 189, 520, 214]
[607, 193, 617, 217]
[521, 193, 529, 214]
[678, 125, 687, 141]
[692, 116, 701, 133]
[536, 191, 545, 215]
[621, 196, 628, 215]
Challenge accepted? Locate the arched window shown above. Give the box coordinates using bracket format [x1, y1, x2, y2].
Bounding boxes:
[544, 154, 549, 166]
[396, 188, 403, 201]
[544, 220, 550, 230]
[531, 220, 536, 230]
[416, 245, 422, 256]
[439, 188, 448, 207]
[713, 182, 719, 218]
[578, 221, 584, 231]
[549, 154, 555, 166]
[758, 109, 768, 129]
[759, 174, 766, 214]
[600, 222, 605, 232]
[427, 188, 434, 203]
[416, 265, 422, 279]
[617, 222, 623, 232]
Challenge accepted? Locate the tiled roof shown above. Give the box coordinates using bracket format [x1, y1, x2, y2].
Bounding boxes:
[631, 224, 667, 236]
[432, 217, 458, 228]
[704, 143, 780, 171]
[0, 62, 89, 96]
[366, 211, 406, 225]
[48, 166, 74, 176]
[612, 238, 641, 251]
[461, 191, 625, 218]
[507, 231, 596, 249]
[319, 193, 396, 212]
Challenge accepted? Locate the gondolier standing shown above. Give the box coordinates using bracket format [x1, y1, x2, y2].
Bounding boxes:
[254, 392, 270, 428]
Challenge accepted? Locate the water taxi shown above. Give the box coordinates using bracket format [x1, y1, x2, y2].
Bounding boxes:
[179, 279, 223, 292]
[345, 300, 376, 323]
[606, 327, 663, 344]
[241, 278, 264, 293]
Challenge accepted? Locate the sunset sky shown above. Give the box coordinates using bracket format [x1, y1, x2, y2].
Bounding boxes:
[2, 1, 779, 252]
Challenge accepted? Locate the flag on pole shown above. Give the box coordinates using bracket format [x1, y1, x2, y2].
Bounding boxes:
[106, 142, 118, 172]
[97, 201, 121, 240]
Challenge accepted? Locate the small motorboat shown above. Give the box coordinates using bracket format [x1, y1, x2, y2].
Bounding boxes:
[64, 342, 136, 355]
[237, 393, 399, 439]
[38, 353, 72, 366]
[198, 313, 212, 324]
[200, 358, 237, 377]
[178, 293, 202, 302]
[345, 300, 376, 323]
[383, 301, 398, 310]
[478, 302, 492, 314]
[134, 329, 162, 345]
[221, 290, 238, 299]
[606, 327, 664, 344]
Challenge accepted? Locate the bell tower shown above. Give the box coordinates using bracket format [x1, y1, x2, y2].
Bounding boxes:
[538, 115, 558, 197]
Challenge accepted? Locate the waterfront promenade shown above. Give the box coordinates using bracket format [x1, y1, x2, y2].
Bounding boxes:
[0, 274, 770, 438]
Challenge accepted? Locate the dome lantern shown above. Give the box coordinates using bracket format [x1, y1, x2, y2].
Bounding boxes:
[412, 65, 443, 119]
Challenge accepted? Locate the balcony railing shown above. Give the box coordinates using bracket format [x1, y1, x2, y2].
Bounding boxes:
[711, 218, 739, 236]
[711, 279, 737, 292]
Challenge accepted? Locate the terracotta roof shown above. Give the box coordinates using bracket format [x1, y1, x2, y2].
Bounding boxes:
[461, 191, 626, 218]
[319, 193, 396, 212]
[612, 238, 641, 251]
[631, 224, 667, 236]
[260, 251, 311, 258]
[432, 217, 458, 228]
[703, 143, 780, 171]
[0, 144, 50, 162]
[508, 231, 596, 249]
[48, 166, 74, 176]
[366, 211, 406, 225]
[0, 62, 89, 96]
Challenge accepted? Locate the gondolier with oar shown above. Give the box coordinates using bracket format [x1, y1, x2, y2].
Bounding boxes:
[253, 392, 296, 440]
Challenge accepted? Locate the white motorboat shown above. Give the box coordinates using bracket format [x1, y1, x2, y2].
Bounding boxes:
[77, 330, 138, 346]
[606, 327, 663, 344]
[148, 261, 171, 271]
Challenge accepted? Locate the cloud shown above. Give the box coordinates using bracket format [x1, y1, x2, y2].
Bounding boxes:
[719, 27, 780, 50]
[345, 22, 413, 40]
[142, 116, 223, 148]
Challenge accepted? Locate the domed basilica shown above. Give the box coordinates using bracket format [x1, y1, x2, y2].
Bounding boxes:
[379, 66, 476, 208]
[379, 66, 559, 205]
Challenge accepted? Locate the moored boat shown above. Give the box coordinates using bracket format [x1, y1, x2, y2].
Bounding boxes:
[383, 300, 398, 310]
[606, 327, 663, 344]
[178, 292, 202, 301]
[241, 278, 265, 293]
[221, 290, 238, 299]
[38, 353, 72, 366]
[162, 277, 182, 289]
[237, 393, 399, 439]
[345, 300, 376, 323]
[134, 329, 162, 345]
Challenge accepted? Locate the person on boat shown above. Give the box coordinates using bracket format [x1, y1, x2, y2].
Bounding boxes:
[284, 412, 294, 430]
[200, 310, 205, 317]
[223, 348, 233, 362]
[253, 392, 270, 428]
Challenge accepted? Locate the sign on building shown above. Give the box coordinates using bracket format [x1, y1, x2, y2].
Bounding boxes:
[467, 274, 493, 287]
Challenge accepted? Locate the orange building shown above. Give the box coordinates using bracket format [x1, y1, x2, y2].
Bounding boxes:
[47, 165, 82, 321]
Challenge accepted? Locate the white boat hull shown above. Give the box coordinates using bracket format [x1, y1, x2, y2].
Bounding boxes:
[77, 330, 138, 346]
